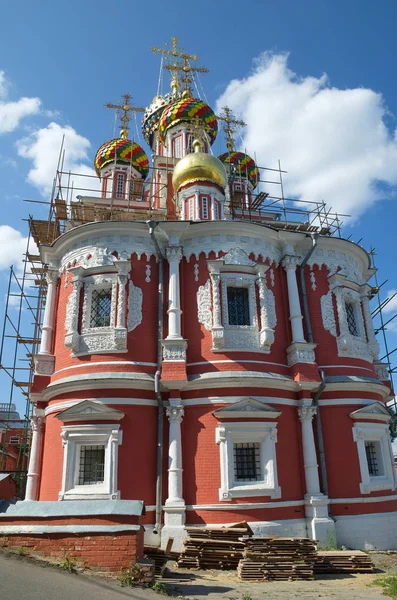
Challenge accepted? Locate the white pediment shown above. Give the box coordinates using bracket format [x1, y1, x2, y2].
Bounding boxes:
[349, 402, 391, 422]
[56, 400, 125, 423]
[213, 398, 282, 420]
[223, 247, 256, 267]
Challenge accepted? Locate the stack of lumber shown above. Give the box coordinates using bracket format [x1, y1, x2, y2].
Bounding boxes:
[237, 537, 317, 581]
[177, 523, 252, 570]
[314, 551, 374, 574]
[144, 547, 169, 575]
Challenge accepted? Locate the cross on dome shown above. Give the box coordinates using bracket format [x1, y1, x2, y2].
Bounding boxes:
[151, 37, 208, 95]
[218, 106, 246, 151]
[105, 93, 145, 140]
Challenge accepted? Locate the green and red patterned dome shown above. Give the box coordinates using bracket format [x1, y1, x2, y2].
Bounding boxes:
[158, 96, 218, 146]
[94, 138, 149, 179]
[218, 151, 260, 189]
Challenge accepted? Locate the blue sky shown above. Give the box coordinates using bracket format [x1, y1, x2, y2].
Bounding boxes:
[1, 0, 397, 413]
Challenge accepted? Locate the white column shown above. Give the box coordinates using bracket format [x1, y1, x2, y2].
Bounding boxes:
[39, 269, 58, 355]
[64, 267, 83, 350]
[165, 405, 184, 504]
[211, 197, 216, 221]
[25, 414, 45, 501]
[115, 261, 130, 329]
[360, 287, 380, 358]
[166, 246, 183, 339]
[256, 266, 275, 349]
[298, 406, 320, 496]
[282, 255, 305, 343]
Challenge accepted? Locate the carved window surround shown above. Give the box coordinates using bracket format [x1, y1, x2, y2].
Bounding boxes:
[320, 273, 379, 363]
[352, 420, 396, 495]
[204, 247, 276, 353]
[64, 248, 142, 357]
[214, 400, 281, 501]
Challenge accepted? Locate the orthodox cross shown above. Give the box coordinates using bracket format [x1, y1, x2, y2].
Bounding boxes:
[190, 116, 212, 147]
[151, 37, 207, 94]
[217, 106, 246, 151]
[105, 93, 145, 140]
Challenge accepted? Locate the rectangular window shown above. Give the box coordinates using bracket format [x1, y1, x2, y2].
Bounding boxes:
[9, 436, 20, 444]
[234, 442, 261, 482]
[189, 198, 194, 220]
[365, 440, 384, 476]
[78, 445, 105, 485]
[173, 136, 182, 158]
[227, 287, 250, 326]
[213, 202, 219, 220]
[116, 173, 125, 199]
[202, 197, 209, 219]
[345, 301, 359, 336]
[90, 289, 112, 328]
[187, 135, 194, 154]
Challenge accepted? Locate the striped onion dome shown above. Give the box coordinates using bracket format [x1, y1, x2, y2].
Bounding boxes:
[94, 138, 149, 179]
[142, 92, 175, 145]
[158, 97, 218, 146]
[218, 151, 259, 189]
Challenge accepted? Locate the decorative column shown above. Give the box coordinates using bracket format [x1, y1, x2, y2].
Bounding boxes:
[256, 266, 275, 351]
[34, 268, 58, 376]
[298, 406, 321, 496]
[114, 260, 129, 350]
[298, 404, 335, 545]
[360, 285, 380, 359]
[64, 266, 83, 353]
[209, 268, 224, 349]
[282, 255, 305, 343]
[25, 412, 45, 501]
[162, 403, 186, 551]
[166, 246, 183, 339]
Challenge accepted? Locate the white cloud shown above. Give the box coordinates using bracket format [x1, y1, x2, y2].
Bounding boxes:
[17, 122, 97, 198]
[0, 225, 30, 270]
[0, 71, 41, 134]
[216, 53, 397, 220]
[383, 289, 397, 314]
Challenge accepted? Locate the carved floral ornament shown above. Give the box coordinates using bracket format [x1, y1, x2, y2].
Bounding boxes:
[196, 247, 277, 353]
[64, 248, 142, 356]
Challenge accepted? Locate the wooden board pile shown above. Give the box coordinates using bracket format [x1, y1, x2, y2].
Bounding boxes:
[177, 524, 252, 570]
[237, 537, 317, 581]
[314, 551, 375, 574]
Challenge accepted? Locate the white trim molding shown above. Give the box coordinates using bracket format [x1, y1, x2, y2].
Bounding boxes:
[59, 423, 122, 500]
[352, 421, 397, 494]
[216, 421, 281, 501]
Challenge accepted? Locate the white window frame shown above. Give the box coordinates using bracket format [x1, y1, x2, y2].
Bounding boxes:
[59, 424, 122, 500]
[201, 196, 209, 220]
[220, 273, 259, 350]
[352, 422, 397, 494]
[115, 172, 125, 199]
[216, 421, 281, 500]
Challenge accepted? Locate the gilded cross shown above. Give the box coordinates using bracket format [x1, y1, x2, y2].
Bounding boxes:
[165, 56, 209, 94]
[105, 93, 145, 140]
[151, 37, 207, 94]
[218, 106, 246, 151]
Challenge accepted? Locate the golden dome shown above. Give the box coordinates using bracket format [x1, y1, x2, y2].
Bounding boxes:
[172, 140, 227, 193]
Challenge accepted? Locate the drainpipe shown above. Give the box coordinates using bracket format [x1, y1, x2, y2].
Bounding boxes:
[312, 369, 328, 496]
[298, 235, 329, 496]
[299, 233, 319, 344]
[147, 220, 164, 535]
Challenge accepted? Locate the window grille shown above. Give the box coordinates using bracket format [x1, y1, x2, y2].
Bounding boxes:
[202, 197, 209, 219]
[234, 442, 261, 481]
[116, 173, 125, 199]
[213, 201, 219, 220]
[189, 198, 194, 220]
[90, 289, 112, 328]
[78, 445, 105, 485]
[9, 436, 20, 444]
[345, 301, 359, 336]
[227, 287, 250, 326]
[365, 441, 380, 476]
[187, 135, 194, 154]
[173, 136, 182, 158]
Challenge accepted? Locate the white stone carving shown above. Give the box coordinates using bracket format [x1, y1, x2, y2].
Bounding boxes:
[298, 406, 317, 421]
[374, 361, 390, 381]
[163, 344, 186, 361]
[127, 281, 143, 332]
[320, 291, 337, 337]
[270, 268, 275, 287]
[287, 342, 317, 366]
[257, 273, 276, 351]
[166, 405, 185, 423]
[81, 247, 115, 269]
[194, 263, 199, 282]
[310, 269, 316, 290]
[145, 264, 151, 283]
[223, 247, 256, 266]
[197, 279, 212, 331]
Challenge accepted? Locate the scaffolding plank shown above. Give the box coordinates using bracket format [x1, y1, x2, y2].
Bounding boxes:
[55, 198, 68, 220]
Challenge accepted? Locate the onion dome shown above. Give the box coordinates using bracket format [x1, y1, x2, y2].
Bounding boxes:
[172, 139, 227, 193]
[94, 138, 149, 179]
[142, 92, 175, 145]
[218, 151, 260, 189]
[159, 97, 218, 146]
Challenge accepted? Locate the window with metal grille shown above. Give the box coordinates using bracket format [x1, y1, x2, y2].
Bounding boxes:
[202, 197, 209, 219]
[227, 287, 250, 326]
[189, 198, 194, 219]
[187, 135, 194, 154]
[116, 173, 125, 199]
[345, 301, 359, 336]
[90, 289, 112, 328]
[9, 436, 20, 444]
[365, 441, 384, 476]
[173, 136, 182, 158]
[78, 445, 105, 485]
[213, 201, 219, 220]
[234, 443, 261, 482]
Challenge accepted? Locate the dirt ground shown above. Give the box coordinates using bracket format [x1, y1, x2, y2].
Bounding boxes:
[157, 553, 397, 600]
